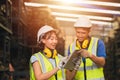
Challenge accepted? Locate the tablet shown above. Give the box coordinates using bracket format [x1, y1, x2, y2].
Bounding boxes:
[64, 50, 81, 70]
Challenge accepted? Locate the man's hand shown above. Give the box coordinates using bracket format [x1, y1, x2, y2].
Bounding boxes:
[79, 49, 91, 58]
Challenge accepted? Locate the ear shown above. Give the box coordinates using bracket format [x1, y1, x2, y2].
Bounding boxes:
[41, 39, 46, 44]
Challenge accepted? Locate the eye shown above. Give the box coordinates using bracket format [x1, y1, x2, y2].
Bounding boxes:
[50, 38, 54, 40]
[49, 37, 54, 40]
[55, 37, 58, 41]
[82, 32, 86, 34]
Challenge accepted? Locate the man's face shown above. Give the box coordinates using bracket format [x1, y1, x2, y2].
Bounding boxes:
[75, 27, 90, 42]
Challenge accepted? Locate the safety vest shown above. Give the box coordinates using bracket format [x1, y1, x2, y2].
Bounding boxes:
[30, 52, 66, 80]
[70, 37, 105, 80]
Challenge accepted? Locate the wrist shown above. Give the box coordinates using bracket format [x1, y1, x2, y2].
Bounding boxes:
[57, 67, 60, 70]
[57, 66, 61, 70]
[88, 53, 92, 58]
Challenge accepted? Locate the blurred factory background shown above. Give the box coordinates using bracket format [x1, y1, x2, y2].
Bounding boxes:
[0, 0, 120, 80]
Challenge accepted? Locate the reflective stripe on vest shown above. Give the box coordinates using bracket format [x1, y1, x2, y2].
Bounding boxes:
[70, 37, 104, 80]
[30, 52, 65, 80]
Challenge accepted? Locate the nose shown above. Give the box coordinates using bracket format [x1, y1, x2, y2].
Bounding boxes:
[77, 32, 82, 37]
[53, 39, 58, 44]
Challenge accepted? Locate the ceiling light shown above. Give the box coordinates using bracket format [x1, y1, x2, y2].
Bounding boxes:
[56, 17, 112, 26]
[24, 2, 45, 7]
[57, 0, 120, 7]
[52, 12, 113, 21]
[49, 5, 120, 15]
[24, 2, 120, 15]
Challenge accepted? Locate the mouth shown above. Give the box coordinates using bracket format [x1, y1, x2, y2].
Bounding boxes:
[51, 45, 56, 48]
[78, 37, 83, 40]
[78, 38, 84, 42]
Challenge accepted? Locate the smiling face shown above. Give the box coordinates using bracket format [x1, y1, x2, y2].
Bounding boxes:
[42, 31, 58, 50]
[75, 27, 90, 42]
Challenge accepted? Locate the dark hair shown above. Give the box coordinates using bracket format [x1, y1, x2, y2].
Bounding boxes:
[38, 31, 57, 51]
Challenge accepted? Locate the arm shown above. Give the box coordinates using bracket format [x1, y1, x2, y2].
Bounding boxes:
[9, 63, 14, 80]
[89, 54, 105, 67]
[80, 50, 105, 67]
[33, 61, 59, 80]
[80, 40, 106, 67]
[89, 40, 106, 67]
[66, 46, 78, 80]
[9, 63, 14, 72]
[66, 70, 77, 80]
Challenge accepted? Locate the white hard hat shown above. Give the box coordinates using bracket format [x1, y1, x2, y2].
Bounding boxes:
[74, 16, 92, 28]
[37, 25, 55, 42]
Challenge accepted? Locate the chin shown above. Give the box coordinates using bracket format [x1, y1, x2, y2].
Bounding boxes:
[51, 47, 55, 50]
[78, 40, 84, 42]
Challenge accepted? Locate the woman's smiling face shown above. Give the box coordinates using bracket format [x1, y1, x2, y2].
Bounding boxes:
[42, 31, 58, 50]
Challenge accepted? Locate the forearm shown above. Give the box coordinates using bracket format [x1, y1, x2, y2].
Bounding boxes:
[36, 67, 59, 80]
[66, 70, 77, 80]
[89, 54, 105, 67]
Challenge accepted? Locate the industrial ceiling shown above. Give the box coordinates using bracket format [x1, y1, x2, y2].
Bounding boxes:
[24, 0, 120, 37]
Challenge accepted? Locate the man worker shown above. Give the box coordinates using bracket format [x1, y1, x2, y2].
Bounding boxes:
[66, 16, 106, 80]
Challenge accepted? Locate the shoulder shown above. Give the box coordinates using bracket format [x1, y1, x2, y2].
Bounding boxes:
[91, 37, 99, 41]
[30, 52, 42, 63]
[98, 39, 105, 46]
[96, 39, 106, 57]
[92, 37, 104, 45]
[30, 55, 37, 63]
